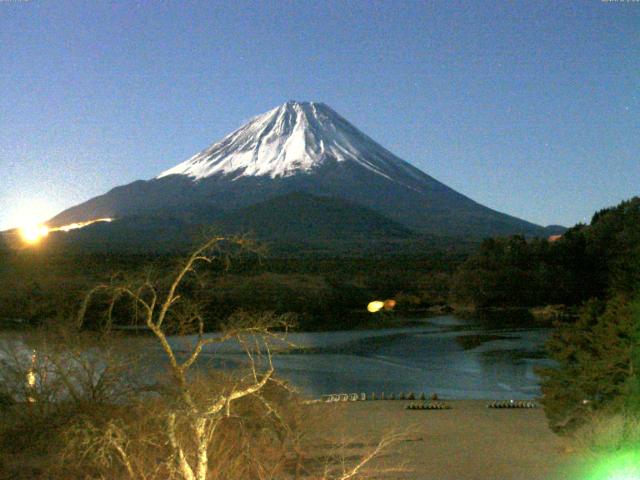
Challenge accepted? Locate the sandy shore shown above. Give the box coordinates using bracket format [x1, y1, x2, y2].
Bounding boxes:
[305, 400, 575, 480]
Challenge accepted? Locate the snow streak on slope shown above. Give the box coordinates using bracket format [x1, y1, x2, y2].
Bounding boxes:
[157, 101, 420, 183]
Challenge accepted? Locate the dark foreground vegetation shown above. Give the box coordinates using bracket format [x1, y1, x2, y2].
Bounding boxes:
[0, 243, 466, 331]
[533, 198, 639, 449]
[0, 237, 401, 479]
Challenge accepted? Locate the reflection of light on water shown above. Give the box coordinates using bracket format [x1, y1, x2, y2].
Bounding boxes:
[26, 350, 37, 403]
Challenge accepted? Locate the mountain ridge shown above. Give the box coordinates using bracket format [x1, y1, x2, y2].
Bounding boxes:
[49, 101, 552, 241]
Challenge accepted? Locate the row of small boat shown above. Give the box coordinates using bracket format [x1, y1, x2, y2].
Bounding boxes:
[317, 394, 538, 409]
[406, 402, 451, 410]
[321, 393, 437, 402]
[487, 400, 538, 409]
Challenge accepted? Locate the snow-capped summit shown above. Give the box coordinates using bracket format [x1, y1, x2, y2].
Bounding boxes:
[157, 101, 414, 182]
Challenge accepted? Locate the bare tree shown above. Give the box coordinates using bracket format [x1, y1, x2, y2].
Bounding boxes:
[0, 325, 139, 414]
[55, 235, 406, 480]
[75, 236, 298, 480]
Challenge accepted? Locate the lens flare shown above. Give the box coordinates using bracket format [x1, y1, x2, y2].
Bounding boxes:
[367, 301, 385, 313]
[367, 299, 397, 313]
[570, 449, 640, 480]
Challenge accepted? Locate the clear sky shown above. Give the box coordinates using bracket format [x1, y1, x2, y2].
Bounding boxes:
[1, 0, 638, 230]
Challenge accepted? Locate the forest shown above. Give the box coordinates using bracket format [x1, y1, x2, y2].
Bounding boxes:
[451, 196, 640, 310]
[1, 197, 638, 331]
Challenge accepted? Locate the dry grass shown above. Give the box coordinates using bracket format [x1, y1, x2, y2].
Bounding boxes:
[0, 378, 403, 480]
[571, 411, 640, 455]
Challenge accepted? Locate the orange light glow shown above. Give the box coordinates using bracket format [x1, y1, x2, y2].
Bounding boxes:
[55, 217, 113, 232]
[17, 217, 114, 246]
[367, 299, 397, 313]
[19, 223, 49, 244]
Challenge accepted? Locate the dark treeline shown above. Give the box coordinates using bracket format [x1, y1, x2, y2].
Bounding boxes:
[0, 243, 466, 331]
[451, 197, 640, 310]
[530, 197, 639, 434]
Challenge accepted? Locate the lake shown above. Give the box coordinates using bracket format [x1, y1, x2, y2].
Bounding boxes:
[193, 314, 554, 400]
[1, 314, 555, 401]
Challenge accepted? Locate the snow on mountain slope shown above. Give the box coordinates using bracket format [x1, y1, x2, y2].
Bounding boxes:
[157, 101, 420, 184]
[48, 100, 548, 240]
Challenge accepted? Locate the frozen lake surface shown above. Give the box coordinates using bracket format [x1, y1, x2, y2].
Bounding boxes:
[191, 315, 554, 400]
[1, 314, 554, 400]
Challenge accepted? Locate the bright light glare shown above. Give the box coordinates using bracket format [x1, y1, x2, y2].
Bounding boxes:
[367, 301, 385, 313]
[384, 299, 397, 310]
[56, 217, 113, 232]
[19, 223, 49, 244]
[577, 450, 640, 480]
[367, 299, 397, 313]
[16, 217, 113, 245]
[602, 466, 639, 480]
[26, 370, 36, 387]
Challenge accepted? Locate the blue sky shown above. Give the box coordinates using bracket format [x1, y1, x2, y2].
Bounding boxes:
[1, 0, 638, 230]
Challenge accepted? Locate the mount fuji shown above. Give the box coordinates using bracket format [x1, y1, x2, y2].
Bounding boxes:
[49, 101, 553, 246]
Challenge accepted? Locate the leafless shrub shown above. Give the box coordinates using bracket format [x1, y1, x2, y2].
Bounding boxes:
[0, 326, 139, 415]
[318, 431, 409, 480]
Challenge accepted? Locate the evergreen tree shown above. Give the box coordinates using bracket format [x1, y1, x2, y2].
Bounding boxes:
[451, 196, 640, 310]
[538, 295, 640, 433]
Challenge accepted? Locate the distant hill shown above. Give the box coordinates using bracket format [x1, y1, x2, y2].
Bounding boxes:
[42, 215, 196, 254]
[34, 192, 448, 255]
